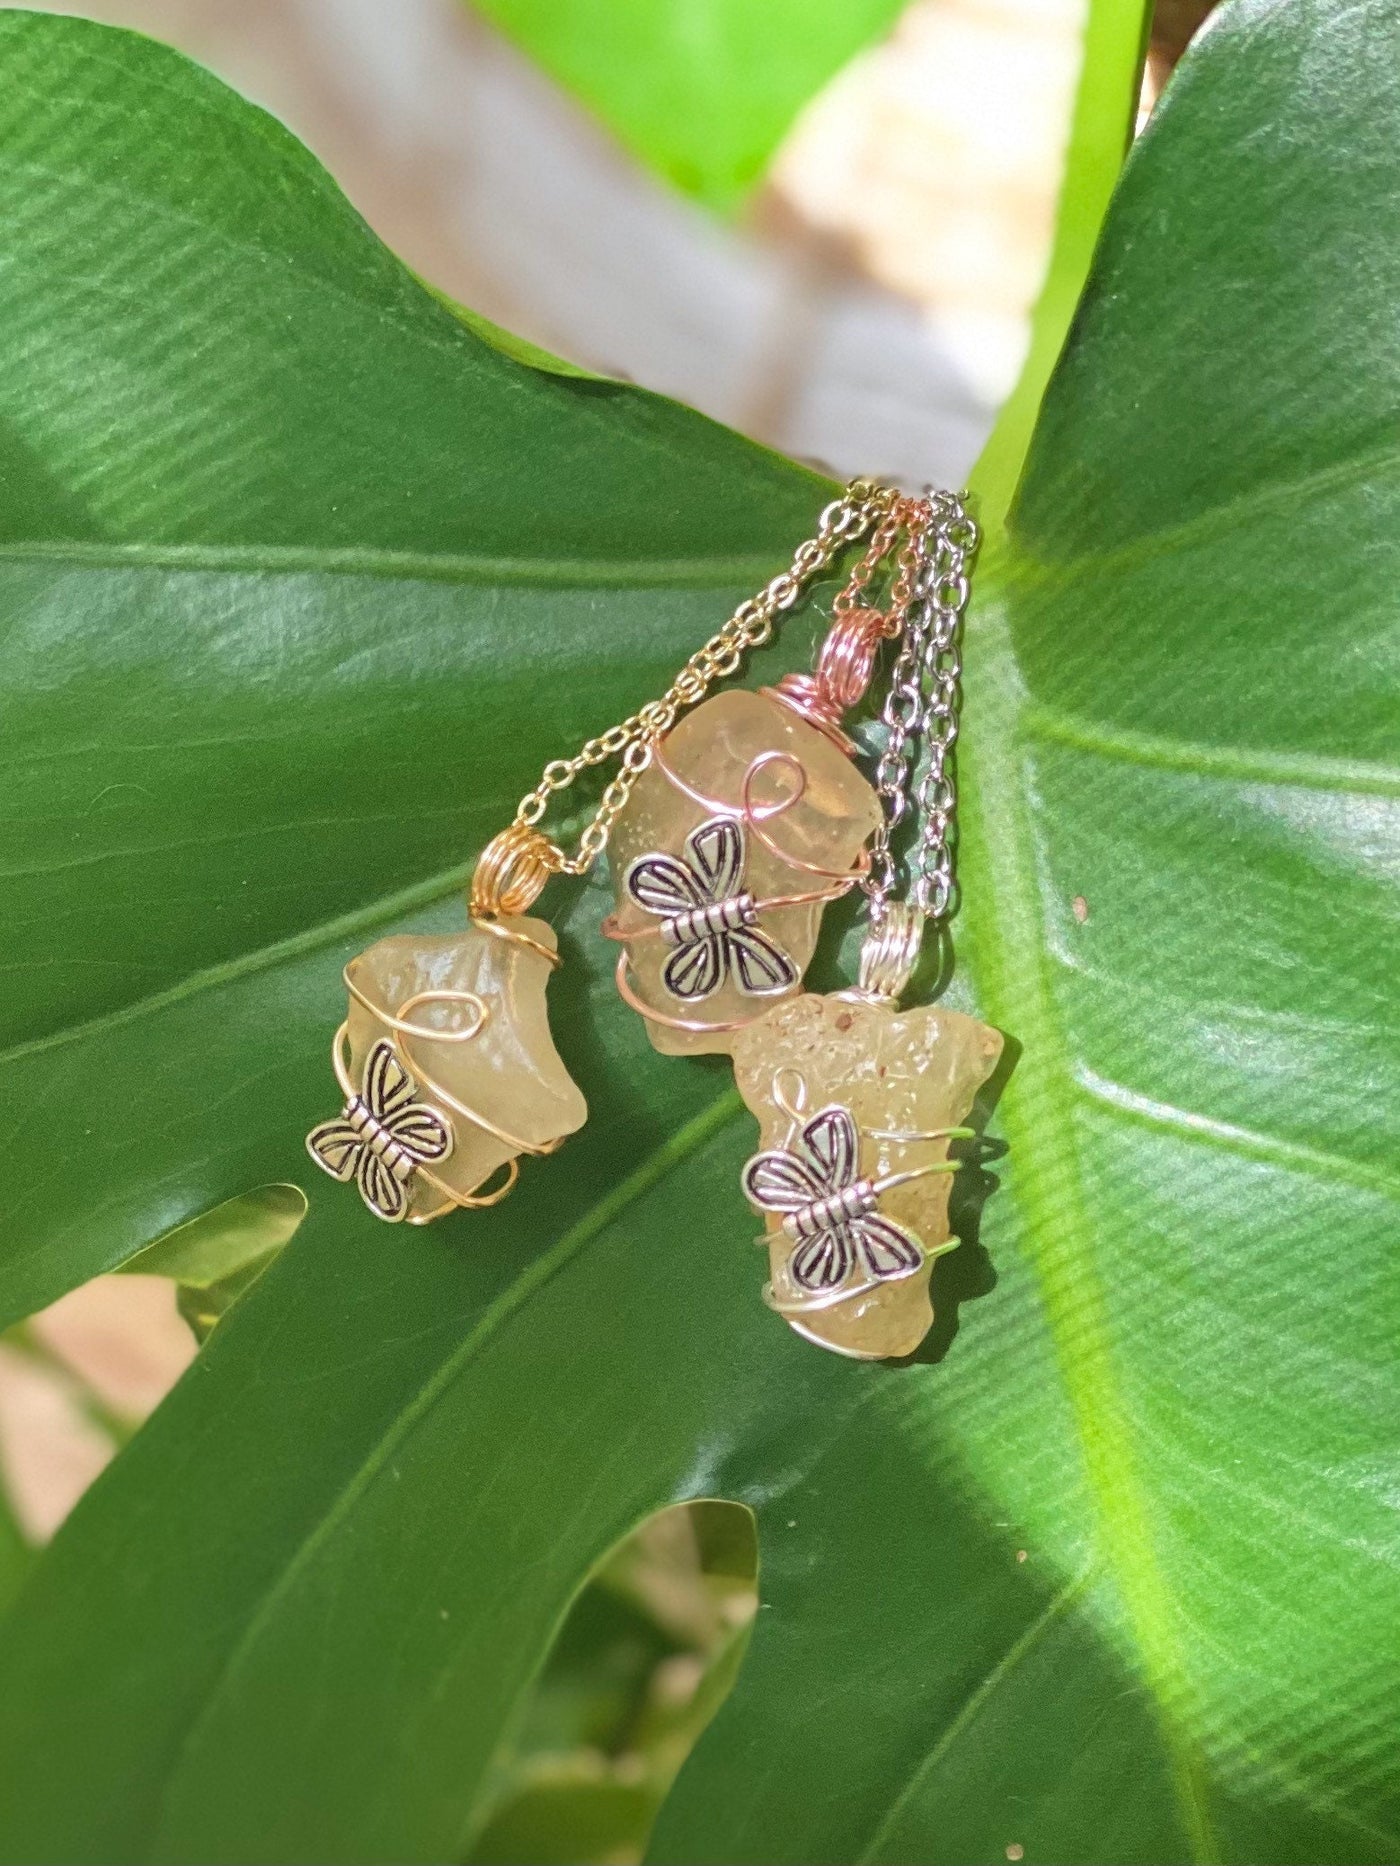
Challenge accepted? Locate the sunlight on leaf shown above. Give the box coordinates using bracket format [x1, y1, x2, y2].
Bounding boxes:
[0, 4, 1394, 1864]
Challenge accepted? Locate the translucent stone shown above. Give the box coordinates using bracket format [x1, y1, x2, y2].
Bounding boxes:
[607, 689, 880, 1056]
[732, 991, 1003, 1360]
[343, 916, 586, 1222]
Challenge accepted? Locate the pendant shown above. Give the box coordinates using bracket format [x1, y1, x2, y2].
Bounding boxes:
[732, 987, 1002, 1359]
[306, 910, 586, 1224]
[603, 687, 880, 1056]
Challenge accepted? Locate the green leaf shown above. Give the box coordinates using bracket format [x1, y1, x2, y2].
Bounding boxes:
[0, 5, 823, 1335]
[0, 7, 1396, 1866]
[117, 1186, 307, 1339]
[467, 1767, 656, 1866]
[469, 0, 906, 212]
[0, 1481, 34, 1621]
[468, 1503, 757, 1864]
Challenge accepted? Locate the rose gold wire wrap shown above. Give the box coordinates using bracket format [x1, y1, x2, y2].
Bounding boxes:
[768, 606, 889, 743]
[607, 949, 750, 1033]
[597, 743, 869, 955]
[769, 493, 933, 742]
[648, 741, 871, 884]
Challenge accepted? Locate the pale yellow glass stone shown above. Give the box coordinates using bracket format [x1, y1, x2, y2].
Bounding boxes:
[608, 689, 881, 1056]
[732, 991, 1003, 1360]
[344, 917, 586, 1222]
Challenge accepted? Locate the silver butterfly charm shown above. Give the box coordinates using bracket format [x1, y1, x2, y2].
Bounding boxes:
[306, 1038, 453, 1224]
[742, 1104, 924, 1294]
[624, 815, 799, 1003]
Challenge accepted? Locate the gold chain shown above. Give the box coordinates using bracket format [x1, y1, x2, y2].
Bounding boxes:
[521, 478, 895, 874]
[470, 478, 898, 920]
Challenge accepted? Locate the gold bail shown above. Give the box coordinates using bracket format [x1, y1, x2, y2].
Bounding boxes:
[470, 824, 555, 920]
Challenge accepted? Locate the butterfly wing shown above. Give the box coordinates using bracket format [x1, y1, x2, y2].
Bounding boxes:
[742, 1143, 829, 1215]
[662, 933, 726, 1001]
[684, 815, 744, 900]
[381, 1100, 453, 1165]
[306, 1119, 361, 1183]
[356, 1148, 410, 1223]
[853, 1212, 925, 1281]
[788, 1221, 856, 1292]
[625, 850, 706, 918]
[361, 1038, 417, 1119]
[724, 925, 799, 996]
[800, 1105, 859, 1191]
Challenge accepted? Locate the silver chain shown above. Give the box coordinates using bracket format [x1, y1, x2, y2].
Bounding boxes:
[865, 489, 979, 923]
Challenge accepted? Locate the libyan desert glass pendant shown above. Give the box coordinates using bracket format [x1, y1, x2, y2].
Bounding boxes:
[733, 962, 1003, 1360]
[603, 687, 881, 1057]
[306, 915, 586, 1224]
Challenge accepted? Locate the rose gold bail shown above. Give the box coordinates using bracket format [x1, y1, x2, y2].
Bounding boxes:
[768, 493, 932, 749]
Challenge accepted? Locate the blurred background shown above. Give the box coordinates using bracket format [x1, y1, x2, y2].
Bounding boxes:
[27, 0, 1143, 489]
[0, 0, 1211, 1855]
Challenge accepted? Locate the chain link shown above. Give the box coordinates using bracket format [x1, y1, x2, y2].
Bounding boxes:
[514, 478, 897, 875]
[865, 489, 979, 923]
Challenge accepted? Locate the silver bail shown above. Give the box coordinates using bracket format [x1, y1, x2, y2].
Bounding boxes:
[839, 900, 924, 1007]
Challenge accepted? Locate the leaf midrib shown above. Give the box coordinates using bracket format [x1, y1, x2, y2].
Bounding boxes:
[959, 563, 1220, 1863]
[143, 1089, 746, 1859]
[0, 538, 794, 591]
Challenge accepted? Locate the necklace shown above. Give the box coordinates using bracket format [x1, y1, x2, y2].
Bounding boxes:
[301, 473, 1001, 1336]
[733, 494, 1003, 1360]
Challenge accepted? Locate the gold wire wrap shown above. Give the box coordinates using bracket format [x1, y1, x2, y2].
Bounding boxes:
[328, 1023, 523, 1220]
[408, 1157, 519, 1226]
[343, 971, 491, 1046]
[340, 965, 563, 1161]
[470, 911, 563, 970]
[336, 956, 566, 1221]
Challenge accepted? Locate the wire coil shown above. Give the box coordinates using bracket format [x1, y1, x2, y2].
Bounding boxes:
[470, 823, 555, 920]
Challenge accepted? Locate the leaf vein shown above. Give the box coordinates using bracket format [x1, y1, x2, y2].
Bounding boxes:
[0, 858, 476, 1070]
[855, 1563, 1097, 1864]
[1073, 1067, 1400, 1203]
[1022, 702, 1400, 797]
